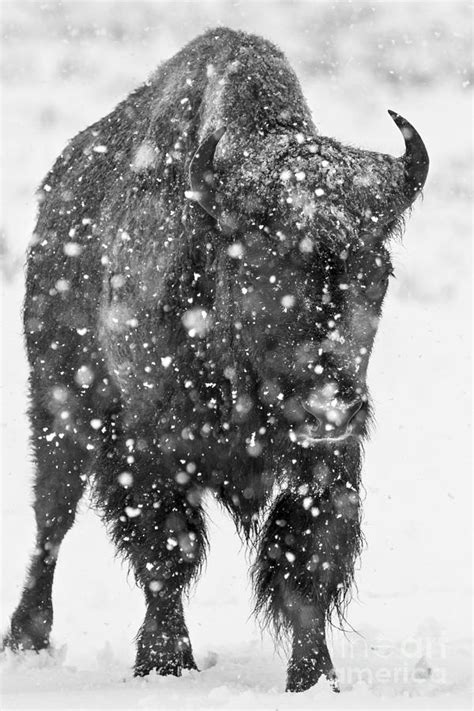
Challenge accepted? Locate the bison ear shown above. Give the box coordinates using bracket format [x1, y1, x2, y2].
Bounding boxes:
[388, 110, 429, 207]
[188, 126, 226, 220]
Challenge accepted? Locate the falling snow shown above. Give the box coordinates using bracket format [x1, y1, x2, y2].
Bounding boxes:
[1, 2, 472, 710]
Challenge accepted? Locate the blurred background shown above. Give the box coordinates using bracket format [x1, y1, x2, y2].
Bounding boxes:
[1, 1, 472, 706]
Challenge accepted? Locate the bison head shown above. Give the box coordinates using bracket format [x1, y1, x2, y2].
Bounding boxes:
[188, 113, 428, 446]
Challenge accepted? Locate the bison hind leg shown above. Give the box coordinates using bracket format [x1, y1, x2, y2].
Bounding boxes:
[3, 416, 89, 653]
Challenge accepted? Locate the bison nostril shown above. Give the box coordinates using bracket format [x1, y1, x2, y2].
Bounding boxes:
[334, 399, 363, 430]
[304, 418, 322, 439]
[301, 402, 322, 426]
[301, 396, 364, 437]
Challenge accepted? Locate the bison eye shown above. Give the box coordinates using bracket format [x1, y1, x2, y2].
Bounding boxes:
[381, 267, 394, 284]
[372, 265, 393, 288]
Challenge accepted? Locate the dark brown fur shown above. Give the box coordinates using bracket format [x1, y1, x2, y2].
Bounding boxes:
[3, 28, 418, 693]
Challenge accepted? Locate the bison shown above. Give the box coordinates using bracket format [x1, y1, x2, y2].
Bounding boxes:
[3, 28, 428, 692]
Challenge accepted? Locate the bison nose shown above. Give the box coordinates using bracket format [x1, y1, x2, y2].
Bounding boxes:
[302, 398, 363, 438]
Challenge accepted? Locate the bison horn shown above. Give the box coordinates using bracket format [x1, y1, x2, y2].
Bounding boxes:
[188, 126, 226, 219]
[388, 110, 429, 206]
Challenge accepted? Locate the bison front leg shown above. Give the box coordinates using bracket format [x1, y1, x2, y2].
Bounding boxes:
[135, 579, 200, 677]
[253, 476, 361, 693]
[93, 433, 206, 678]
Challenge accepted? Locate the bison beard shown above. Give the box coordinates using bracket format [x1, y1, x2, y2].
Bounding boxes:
[3, 28, 428, 692]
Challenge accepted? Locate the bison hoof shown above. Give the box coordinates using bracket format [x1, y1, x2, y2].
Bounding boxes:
[2, 632, 50, 654]
[134, 650, 198, 678]
[2, 614, 52, 654]
[286, 659, 339, 693]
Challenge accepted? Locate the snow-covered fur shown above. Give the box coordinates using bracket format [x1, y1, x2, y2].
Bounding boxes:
[4, 28, 419, 693]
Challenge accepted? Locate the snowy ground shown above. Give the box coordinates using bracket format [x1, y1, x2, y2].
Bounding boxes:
[1, 2, 472, 709]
